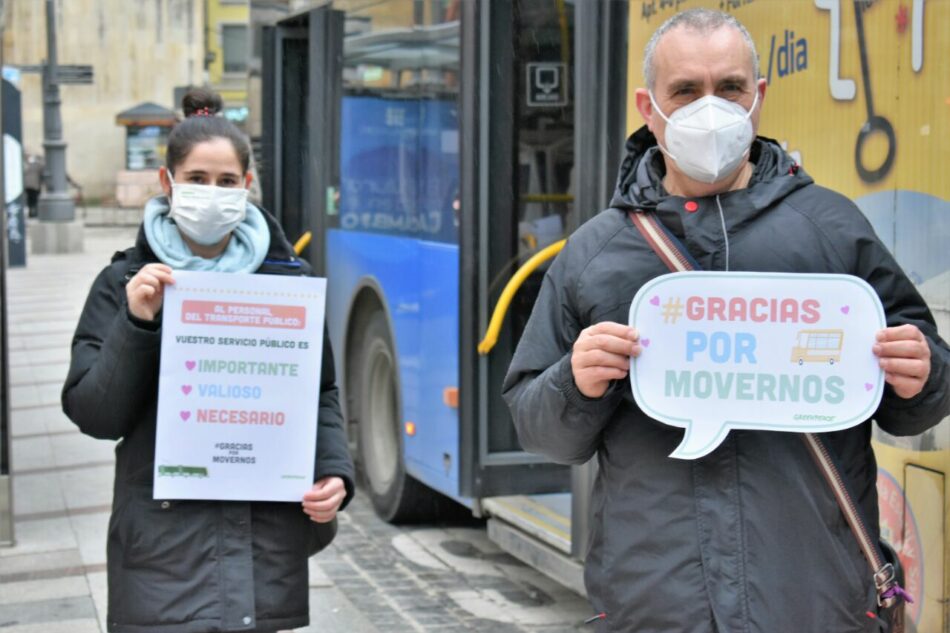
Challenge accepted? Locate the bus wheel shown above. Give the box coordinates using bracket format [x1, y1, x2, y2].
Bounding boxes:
[352, 310, 430, 523]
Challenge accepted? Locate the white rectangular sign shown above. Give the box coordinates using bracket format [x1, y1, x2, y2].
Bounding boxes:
[154, 270, 327, 501]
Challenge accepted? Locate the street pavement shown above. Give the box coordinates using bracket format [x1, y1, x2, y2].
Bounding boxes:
[0, 221, 592, 632]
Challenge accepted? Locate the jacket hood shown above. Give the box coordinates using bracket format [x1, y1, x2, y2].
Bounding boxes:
[609, 125, 813, 217]
[127, 197, 299, 265]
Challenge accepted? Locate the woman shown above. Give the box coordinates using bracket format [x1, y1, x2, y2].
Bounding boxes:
[62, 89, 355, 633]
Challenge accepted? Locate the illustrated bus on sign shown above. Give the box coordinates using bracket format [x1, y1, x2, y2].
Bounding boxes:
[262, 2, 948, 629]
[791, 329, 845, 365]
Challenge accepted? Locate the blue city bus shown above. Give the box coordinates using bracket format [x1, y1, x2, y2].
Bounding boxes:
[260, 1, 593, 538]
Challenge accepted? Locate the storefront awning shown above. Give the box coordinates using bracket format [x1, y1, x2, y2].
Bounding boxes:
[115, 102, 177, 127]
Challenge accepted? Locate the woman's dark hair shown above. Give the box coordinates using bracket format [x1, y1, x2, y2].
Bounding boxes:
[166, 87, 251, 174]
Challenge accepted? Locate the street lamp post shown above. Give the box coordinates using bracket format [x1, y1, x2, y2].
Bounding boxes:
[36, 0, 74, 223]
[31, 0, 84, 254]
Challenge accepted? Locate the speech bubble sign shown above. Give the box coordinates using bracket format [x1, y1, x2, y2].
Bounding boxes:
[629, 272, 885, 460]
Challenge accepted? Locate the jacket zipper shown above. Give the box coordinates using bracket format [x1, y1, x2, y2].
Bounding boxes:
[715, 194, 730, 271]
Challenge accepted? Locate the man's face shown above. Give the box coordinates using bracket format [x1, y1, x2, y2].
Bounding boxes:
[643, 25, 764, 146]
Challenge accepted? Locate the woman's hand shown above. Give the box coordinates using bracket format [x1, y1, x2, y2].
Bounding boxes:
[126, 263, 175, 321]
[302, 476, 346, 523]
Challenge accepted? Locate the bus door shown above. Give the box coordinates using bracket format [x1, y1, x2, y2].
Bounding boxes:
[460, 0, 628, 582]
[459, 0, 578, 509]
[261, 7, 342, 276]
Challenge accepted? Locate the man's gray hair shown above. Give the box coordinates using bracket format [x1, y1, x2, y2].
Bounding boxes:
[643, 8, 760, 90]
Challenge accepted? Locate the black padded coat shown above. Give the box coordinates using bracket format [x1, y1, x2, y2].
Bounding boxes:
[503, 128, 950, 633]
[62, 203, 355, 633]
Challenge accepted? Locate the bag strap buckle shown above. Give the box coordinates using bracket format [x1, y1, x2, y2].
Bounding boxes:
[875, 563, 900, 608]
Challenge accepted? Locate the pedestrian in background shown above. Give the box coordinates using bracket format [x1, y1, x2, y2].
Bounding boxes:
[62, 88, 355, 633]
[504, 8, 949, 633]
[23, 150, 44, 218]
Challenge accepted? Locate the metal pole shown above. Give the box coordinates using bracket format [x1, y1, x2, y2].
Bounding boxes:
[36, 0, 74, 222]
[0, 0, 15, 548]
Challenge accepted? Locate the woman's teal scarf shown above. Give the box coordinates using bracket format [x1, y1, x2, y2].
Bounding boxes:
[143, 196, 270, 273]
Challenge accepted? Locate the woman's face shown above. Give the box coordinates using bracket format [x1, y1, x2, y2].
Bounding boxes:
[160, 137, 251, 195]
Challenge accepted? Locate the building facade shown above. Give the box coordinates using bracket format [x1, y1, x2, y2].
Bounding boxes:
[206, 0, 250, 127]
[4, 0, 205, 202]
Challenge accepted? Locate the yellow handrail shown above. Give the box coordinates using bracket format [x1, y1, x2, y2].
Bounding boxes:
[477, 239, 566, 355]
[294, 231, 312, 255]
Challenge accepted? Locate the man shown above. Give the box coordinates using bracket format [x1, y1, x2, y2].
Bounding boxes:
[503, 9, 949, 633]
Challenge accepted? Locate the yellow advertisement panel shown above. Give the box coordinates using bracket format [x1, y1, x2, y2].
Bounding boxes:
[628, 3, 948, 631]
[627, 1, 949, 195]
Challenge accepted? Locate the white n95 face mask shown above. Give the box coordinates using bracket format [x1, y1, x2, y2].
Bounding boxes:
[650, 90, 758, 184]
[167, 177, 248, 246]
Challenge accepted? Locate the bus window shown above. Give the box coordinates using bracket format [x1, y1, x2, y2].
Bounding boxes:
[337, 1, 460, 245]
[791, 329, 844, 365]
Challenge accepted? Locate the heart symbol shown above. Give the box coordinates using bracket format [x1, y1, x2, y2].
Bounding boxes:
[640, 338, 651, 347]
[864, 383, 873, 391]
[840, 306, 850, 315]
[181, 385, 192, 395]
[650, 296, 660, 306]
[185, 361, 196, 371]
[180, 411, 191, 421]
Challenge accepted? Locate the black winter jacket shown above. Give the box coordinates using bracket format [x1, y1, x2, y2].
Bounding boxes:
[503, 128, 950, 633]
[62, 202, 355, 633]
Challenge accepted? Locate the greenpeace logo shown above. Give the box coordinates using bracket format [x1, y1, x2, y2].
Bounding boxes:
[792, 413, 836, 422]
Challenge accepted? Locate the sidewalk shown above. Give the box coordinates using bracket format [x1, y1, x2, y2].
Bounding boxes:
[1, 225, 136, 632]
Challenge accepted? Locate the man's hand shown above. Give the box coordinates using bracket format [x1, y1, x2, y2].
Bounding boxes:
[126, 263, 175, 321]
[571, 322, 641, 399]
[873, 324, 931, 399]
[302, 476, 346, 523]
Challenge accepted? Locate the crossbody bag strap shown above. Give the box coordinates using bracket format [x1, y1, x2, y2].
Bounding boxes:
[626, 208, 910, 612]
